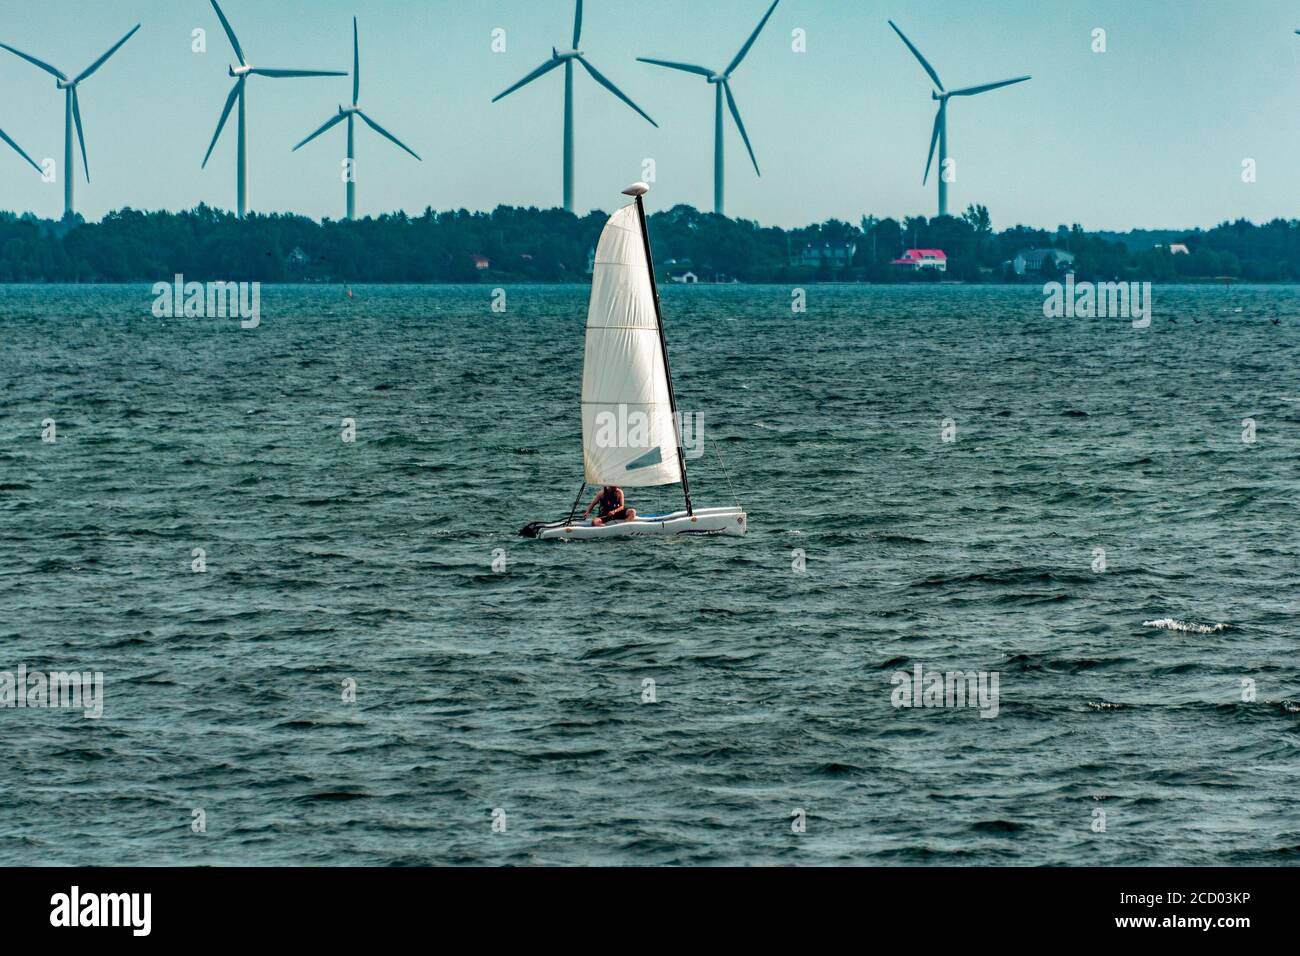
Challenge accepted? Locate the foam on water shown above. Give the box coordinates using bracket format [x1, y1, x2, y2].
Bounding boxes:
[1142, 618, 1230, 634]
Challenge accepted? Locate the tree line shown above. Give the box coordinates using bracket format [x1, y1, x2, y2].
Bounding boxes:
[0, 202, 1296, 284]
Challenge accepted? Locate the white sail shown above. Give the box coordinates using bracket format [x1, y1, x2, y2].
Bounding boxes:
[581, 202, 682, 487]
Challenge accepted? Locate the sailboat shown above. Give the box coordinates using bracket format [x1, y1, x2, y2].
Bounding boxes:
[520, 183, 748, 540]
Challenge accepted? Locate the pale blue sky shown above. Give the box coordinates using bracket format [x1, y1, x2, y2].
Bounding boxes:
[0, 0, 1297, 229]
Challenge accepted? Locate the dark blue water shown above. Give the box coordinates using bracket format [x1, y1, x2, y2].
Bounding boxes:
[1, 282, 1297, 865]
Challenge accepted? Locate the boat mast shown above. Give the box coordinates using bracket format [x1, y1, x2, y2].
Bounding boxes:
[627, 183, 693, 516]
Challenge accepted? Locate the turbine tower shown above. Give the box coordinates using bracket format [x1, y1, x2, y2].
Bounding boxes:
[638, 0, 779, 217]
[203, 0, 346, 218]
[0, 25, 140, 220]
[293, 17, 420, 221]
[888, 20, 1030, 218]
[491, 0, 657, 213]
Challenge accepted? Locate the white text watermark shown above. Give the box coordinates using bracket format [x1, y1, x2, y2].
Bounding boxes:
[151, 274, 260, 329]
[890, 663, 1000, 718]
[1044, 273, 1152, 328]
[0, 665, 104, 718]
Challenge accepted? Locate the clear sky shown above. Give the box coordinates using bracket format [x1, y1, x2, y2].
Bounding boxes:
[0, 0, 1297, 230]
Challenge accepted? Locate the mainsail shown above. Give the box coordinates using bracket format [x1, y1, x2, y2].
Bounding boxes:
[581, 202, 683, 487]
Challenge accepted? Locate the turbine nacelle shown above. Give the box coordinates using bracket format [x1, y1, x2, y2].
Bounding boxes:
[338, 105, 360, 116]
[229, 64, 253, 77]
[707, 73, 727, 84]
[54, 78, 78, 90]
[551, 47, 582, 61]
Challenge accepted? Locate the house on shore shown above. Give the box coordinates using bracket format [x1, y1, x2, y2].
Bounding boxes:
[891, 248, 948, 272]
[791, 241, 857, 271]
[1010, 248, 1074, 276]
[662, 258, 698, 284]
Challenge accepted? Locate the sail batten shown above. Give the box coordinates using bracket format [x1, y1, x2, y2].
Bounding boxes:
[580, 202, 683, 487]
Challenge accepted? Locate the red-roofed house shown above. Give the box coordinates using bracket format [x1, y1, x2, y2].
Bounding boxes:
[891, 249, 947, 272]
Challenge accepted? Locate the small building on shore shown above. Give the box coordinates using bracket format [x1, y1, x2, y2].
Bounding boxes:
[891, 248, 948, 272]
[1010, 248, 1074, 276]
[791, 241, 857, 271]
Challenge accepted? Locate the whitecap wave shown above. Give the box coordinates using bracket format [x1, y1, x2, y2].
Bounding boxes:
[1142, 617, 1228, 634]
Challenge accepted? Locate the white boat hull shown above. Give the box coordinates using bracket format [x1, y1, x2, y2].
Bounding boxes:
[521, 506, 747, 540]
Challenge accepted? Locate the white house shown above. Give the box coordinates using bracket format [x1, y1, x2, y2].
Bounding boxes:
[891, 248, 948, 272]
[1011, 248, 1075, 276]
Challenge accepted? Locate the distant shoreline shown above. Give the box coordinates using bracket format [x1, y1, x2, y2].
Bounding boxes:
[1, 203, 1295, 285]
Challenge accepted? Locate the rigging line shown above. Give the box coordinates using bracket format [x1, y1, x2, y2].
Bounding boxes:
[711, 440, 742, 511]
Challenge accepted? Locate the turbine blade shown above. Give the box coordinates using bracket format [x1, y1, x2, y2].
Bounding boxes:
[723, 82, 759, 175]
[70, 89, 89, 183]
[636, 57, 713, 78]
[210, 0, 246, 65]
[292, 112, 346, 151]
[577, 57, 657, 127]
[573, 0, 584, 48]
[0, 41, 67, 81]
[249, 68, 347, 78]
[0, 126, 42, 174]
[888, 20, 944, 92]
[922, 103, 942, 185]
[358, 111, 421, 160]
[202, 81, 240, 168]
[352, 17, 360, 105]
[74, 23, 141, 84]
[725, 0, 780, 77]
[948, 75, 1031, 97]
[491, 57, 562, 102]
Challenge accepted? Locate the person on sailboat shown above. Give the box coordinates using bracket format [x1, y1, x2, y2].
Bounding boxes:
[582, 485, 637, 526]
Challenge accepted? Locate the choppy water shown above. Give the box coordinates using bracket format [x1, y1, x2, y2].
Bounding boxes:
[1, 282, 1297, 865]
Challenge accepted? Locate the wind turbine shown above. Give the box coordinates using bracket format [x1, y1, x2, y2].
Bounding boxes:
[0, 24, 140, 220]
[638, 0, 779, 217]
[491, 0, 657, 213]
[202, 0, 346, 218]
[293, 17, 420, 221]
[888, 20, 1030, 218]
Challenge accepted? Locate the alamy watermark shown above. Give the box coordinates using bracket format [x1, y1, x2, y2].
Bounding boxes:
[1, 665, 104, 718]
[1043, 273, 1152, 328]
[50, 886, 150, 936]
[890, 663, 1000, 718]
[151, 274, 260, 329]
[592, 404, 704, 459]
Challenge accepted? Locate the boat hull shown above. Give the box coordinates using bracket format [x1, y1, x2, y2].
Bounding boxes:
[521, 506, 747, 540]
